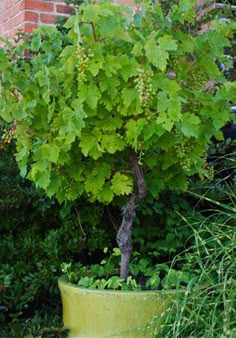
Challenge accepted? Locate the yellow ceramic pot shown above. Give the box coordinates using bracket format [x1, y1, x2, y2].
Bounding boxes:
[58, 275, 179, 338]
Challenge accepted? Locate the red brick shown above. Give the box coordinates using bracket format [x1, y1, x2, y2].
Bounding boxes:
[24, 22, 38, 33]
[14, 12, 25, 26]
[56, 4, 73, 15]
[24, 0, 54, 12]
[25, 11, 39, 22]
[40, 13, 58, 24]
[0, 2, 25, 24]
[114, 0, 135, 5]
[6, 0, 14, 10]
[1, 20, 14, 32]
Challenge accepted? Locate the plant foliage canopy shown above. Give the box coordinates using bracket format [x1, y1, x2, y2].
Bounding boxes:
[0, 0, 235, 204]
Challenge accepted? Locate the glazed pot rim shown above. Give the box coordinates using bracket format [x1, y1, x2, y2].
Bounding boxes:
[58, 275, 186, 295]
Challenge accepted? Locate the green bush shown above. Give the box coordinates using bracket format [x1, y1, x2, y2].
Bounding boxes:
[0, 124, 114, 327]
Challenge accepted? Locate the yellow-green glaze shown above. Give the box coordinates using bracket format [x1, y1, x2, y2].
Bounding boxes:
[58, 275, 178, 338]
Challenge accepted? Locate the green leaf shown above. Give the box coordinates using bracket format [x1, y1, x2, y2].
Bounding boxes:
[84, 163, 111, 195]
[119, 56, 138, 81]
[71, 99, 87, 135]
[132, 42, 143, 57]
[80, 133, 102, 159]
[156, 114, 174, 132]
[46, 174, 62, 198]
[158, 35, 177, 52]
[126, 118, 147, 148]
[146, 172, 165, 198]
[181, 113, 200, 137]
[29, 162, 51, 189]
[179, 0, 196, 22]
[100, 134, 125, 153]
[67, 181, 84, 201]
[111, 172, 133, 196]
[156, 78, 181, 97]
[168, 173, 188, 191]
[36, 68, 49, 87]
[40, 143, 60, 163]
[145, 36, 177, 71]
[88, 61, 104, 77]
[122, 88, 138, 108]
[79, 84, 101, 110]
[97, 185, 114, 203]
[157, 91, 169, 112]
[142, 123, 165, 143]
[31, 33, 41, 52]
[0, 100, 12, 122]
[103, 55, 121, 77]
[42, 89, 50, 104]
[145, 38, 168, 71]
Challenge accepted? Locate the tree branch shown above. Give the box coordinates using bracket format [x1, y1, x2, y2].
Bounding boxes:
[130, 150, 147, 200]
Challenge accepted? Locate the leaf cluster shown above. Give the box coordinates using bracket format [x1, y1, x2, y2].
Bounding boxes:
[61, 246, 191, 291]
[0, 0, 235, 205]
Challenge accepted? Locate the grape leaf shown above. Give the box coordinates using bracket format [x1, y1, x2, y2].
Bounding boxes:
[84, 163, 111, 195]
[145, 36, 177, 71]
[111, 173, 133, 196]
[40, 143, 60, 163]
[181, 113, 200, 138]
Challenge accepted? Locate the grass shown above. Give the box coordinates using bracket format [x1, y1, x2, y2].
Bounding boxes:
[157, 163, 236, 338]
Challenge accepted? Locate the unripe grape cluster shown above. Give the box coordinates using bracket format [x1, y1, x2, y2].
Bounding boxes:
[134, 68, 153, 109]
[168, 56, 181, 77]
[169, 56, 179, 69]
[174, 133, 194, 172]
[50, 115, 61, 134]
[1, 126, 16, 145]
[76, 46, 94, 82]
[189, 68, 208, 91]
[64, 182, 74, 201]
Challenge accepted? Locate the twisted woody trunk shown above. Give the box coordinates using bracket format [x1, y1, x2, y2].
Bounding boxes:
[116, 151, 147, 279]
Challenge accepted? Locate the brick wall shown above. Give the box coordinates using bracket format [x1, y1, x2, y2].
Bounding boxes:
[0, 0, 73, 39]
[0, 0, 213, 38]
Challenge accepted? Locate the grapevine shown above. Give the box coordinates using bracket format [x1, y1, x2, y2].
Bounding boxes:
[0, 0, 235, 282]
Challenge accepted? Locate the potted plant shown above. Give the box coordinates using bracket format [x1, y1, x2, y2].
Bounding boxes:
[0, 0, 235, 336]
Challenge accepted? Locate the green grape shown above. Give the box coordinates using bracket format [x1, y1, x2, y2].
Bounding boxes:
[189, 67, 208, 91]
[174, 133, 195, 172]
[135, 68, 153, 109]
[76, 46, 93, 83]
